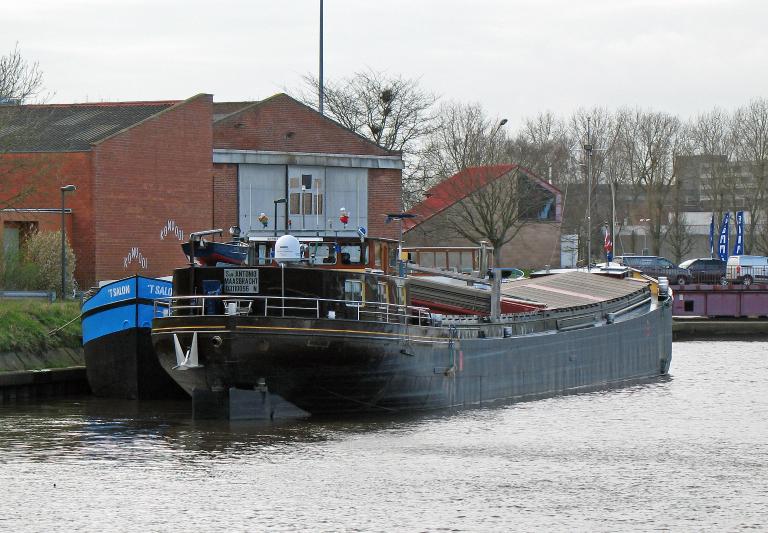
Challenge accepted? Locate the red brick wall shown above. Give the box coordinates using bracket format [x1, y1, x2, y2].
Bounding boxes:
[92, 94, 213, 282]
[213, 163, 238, 233]
[214, 93, 394, 156]
[0, 151, 96, 286]
[368, 168, 402, 240]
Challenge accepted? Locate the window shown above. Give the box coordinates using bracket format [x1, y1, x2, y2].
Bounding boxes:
[289, 175, 324, 217]
[340, 244, 364, 265]
[344, 279, 363, 306]
[308, 243, 336, 265]
[376, 282, 388, 304]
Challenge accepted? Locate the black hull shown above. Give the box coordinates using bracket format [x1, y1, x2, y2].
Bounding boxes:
[84, 328, 186, 400]
[152, 298, 673, 415]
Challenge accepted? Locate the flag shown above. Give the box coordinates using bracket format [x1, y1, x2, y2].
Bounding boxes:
[732, 211, 744, 255]
[603, 230, 613, 262]
[708, 214, 715, 257]
[717, 212, 730, 262]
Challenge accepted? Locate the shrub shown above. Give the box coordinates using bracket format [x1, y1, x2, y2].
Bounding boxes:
[0, 230, 76, 296]
[23, 230, 77, 296]
[0, 251, 43, 290]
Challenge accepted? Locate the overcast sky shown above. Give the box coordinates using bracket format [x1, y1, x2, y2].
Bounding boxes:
[3, 0, 766, 126]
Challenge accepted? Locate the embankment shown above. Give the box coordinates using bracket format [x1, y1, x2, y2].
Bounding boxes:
[0, 300, 89, 400]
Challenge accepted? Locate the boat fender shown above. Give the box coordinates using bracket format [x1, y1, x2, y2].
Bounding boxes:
[658, 277, 669, 301]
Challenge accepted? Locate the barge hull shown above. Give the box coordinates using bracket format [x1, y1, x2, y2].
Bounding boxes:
[84, 328, 185, 400]
[152, 298, 672, 415]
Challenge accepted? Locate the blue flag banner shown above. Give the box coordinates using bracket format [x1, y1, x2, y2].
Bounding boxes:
[709, 214, 715, 257]
[717, 212, 730, 261]
[733, 211, 744, 255]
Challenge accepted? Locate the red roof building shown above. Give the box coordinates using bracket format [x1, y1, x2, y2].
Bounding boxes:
[404, 165, 562, 269]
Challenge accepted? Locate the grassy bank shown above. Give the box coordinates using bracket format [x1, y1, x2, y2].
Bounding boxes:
[0, 300, 81, 353]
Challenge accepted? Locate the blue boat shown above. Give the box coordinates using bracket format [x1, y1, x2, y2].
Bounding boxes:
[81, 275, 185, 399]
[181, 240, 249, 266]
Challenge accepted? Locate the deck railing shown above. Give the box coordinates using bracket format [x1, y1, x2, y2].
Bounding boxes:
[154, 294, 433, 326]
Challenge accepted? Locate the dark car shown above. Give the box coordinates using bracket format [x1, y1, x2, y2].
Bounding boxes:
[679, 258, 727, 285]
[614, 255, 693, 285]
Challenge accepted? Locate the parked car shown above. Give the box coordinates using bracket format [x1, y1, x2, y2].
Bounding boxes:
[614, 255, 693, 285]
[679, 258, 727, 285]
[725, 255, 768, 286]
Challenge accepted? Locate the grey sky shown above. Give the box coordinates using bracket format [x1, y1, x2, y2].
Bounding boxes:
[4, 0, 766, 125]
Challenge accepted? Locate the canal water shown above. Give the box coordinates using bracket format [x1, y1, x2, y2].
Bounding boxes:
[1, 340, 766, 532]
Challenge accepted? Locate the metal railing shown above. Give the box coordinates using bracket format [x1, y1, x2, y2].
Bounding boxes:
[155, 294, 433, 326]
[0, 290, 57, 302]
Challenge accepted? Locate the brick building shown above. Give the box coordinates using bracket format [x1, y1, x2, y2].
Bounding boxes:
[403, 165, 562, 269]
[0, 93, 403, 289]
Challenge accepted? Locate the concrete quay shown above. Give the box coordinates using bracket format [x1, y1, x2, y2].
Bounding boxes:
[673, 317, 768, 340]
[0, 348, 90, 403]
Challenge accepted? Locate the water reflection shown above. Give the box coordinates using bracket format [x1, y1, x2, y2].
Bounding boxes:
[0, 373, 675, 461]
[1, 342, 767, 532]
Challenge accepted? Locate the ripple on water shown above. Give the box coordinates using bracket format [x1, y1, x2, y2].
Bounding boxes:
[0, 340, 767, 531]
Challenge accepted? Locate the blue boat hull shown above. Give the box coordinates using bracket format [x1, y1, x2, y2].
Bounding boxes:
[82, 276, 185, 399]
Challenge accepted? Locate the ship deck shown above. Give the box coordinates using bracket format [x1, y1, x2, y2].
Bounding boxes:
[501, 271, 650, 310]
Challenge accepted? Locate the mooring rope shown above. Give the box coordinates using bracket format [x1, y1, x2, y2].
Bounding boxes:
[48, 313, 82, 337]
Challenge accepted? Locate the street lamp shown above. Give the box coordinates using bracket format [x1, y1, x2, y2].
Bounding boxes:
[639, 218, 651, 255]
[273, 198, 286, 237]
[60, 184, 76, 300]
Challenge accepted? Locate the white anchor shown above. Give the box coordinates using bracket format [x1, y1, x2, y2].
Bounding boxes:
[173, 332, 203, 370]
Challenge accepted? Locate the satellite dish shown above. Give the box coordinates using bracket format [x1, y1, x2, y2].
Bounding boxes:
[274, 235, 302, 262]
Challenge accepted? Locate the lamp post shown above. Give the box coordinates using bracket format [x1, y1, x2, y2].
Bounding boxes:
[640, 218, 651, 255]
[273, 198, 286, 237]
[60, 184, 76, 300]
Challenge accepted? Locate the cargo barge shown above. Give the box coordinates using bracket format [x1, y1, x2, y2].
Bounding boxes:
[151, 233, 673, 419]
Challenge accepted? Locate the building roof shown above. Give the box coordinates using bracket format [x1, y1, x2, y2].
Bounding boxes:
[213, 101, 257, 121]
[404, 165, 562, 231]
[213, 93, 400, 156]
[0, 100, 179, 152]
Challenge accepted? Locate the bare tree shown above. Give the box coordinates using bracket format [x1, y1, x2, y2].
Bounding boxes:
[426, 167, 553, 263]
[505, 111, 570, 184]
[297, 70, 438, 209]
[664, 179, 695, 263]
[566, 108, 624, 263]
[683, 108, 738, 225]
[418, 102, 507, 177]
[0, 44, 44, 103]
[0, 44, 47, 209]
[618, 109, 682, 255]
[733, 98, 768, 253]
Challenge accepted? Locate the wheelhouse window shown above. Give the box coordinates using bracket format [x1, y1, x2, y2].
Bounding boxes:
[339, 244, 365, 265]
[308, 243, 336, 265]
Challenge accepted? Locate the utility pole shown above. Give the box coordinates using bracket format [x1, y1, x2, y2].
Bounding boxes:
[318, 0, 324, 115]
[584, 118, 593, 271]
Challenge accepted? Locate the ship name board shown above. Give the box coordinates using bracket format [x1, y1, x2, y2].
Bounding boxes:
[224, 269, 259, 294]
